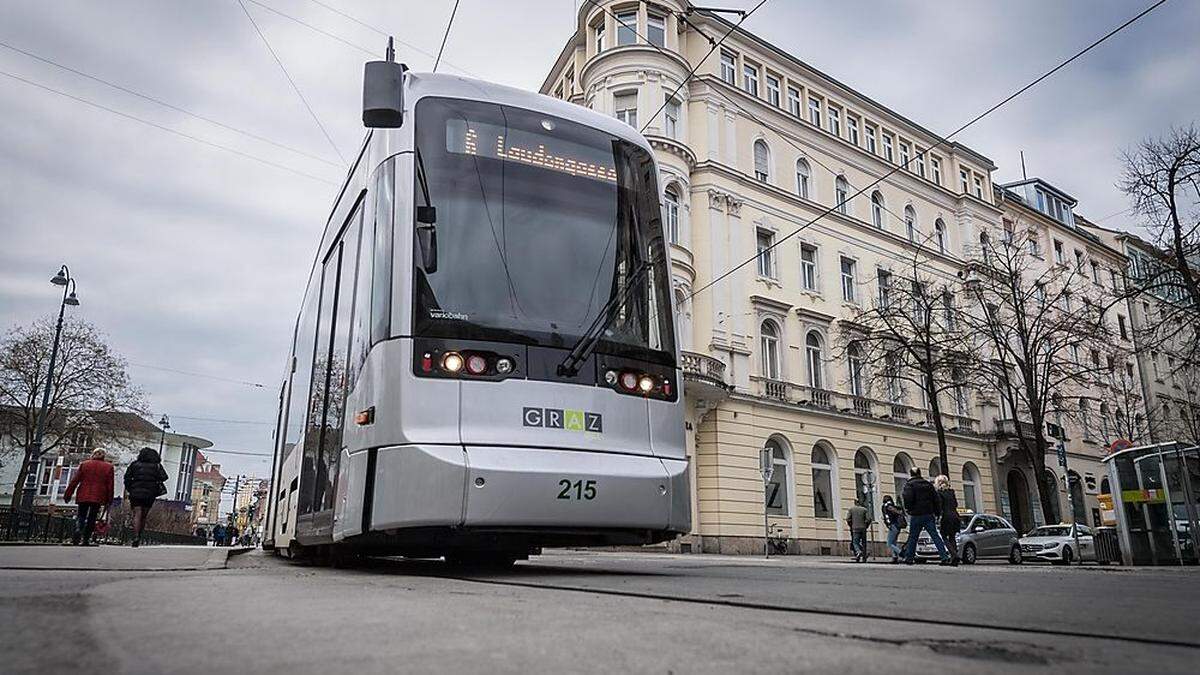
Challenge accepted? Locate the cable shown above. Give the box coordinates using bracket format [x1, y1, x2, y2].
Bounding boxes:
[126, 362, 268, 389]
[244, 0, 375, 57]
[305, 0, 386, 36]
[432, 0, 462, 74]
[163, 415, 273, 426]
[302, 0, 475, 75]
[0, 69, 338, 186]
[237, 0, 347, 164]
[689, 0, 1168, 301]
[0, 40, 341, 167]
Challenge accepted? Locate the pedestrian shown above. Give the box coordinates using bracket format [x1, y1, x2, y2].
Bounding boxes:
[900, 467, 951, 565]
[195, 525, 208, 544]
[845, 498, 873, 562]
[881, 495, 907, 564]
[62, 449, 115, 546]
[213, 523, 226, 547]
[935, 475, 961, 566]
[227, 525, 239, 547]
[123, 447, 168, 547]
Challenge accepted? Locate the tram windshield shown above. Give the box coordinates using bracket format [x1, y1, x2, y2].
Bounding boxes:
[412, 97, 675, 364]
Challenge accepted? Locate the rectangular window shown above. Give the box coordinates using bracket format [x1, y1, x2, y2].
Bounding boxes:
[743, 63, 759, 96]
[720, 51, 736, 84]
[765, 75, 780, 106]
[930, 157, 941, 185]
[614, 92, 637, 127]
[1028, 234, 1041, 257]
[787, 86, 801, 116]
[828, 105, 841, 137]
[882, 133, 894, 162]
[808, 96, 822, 127]
[370, 161, 394, 344]
[664, 97, 680, 138]
[1118, 315, 1128, 340]
[973, 174, 984, 198]
[847, 115, 859, 146]
[959, 169, 970, 194]
[865, 125, 877, 154]
[1074, 249, 1085, 271]
[1002, 219, 1015, 242]
[1091, 261, 1101, 284]
[646, 13, 665, 47]
[616, 10, 637, 45]
[899, 141, 910, 169]
[841, 257, 857, 303]
[594, 23, 605, 53]
[1053, 239, 1064, 264]
[800, 244, 818, 290]
[915, 150, 925, 177]
[877, 269, 892, 308]
[757, 229, 775, 278]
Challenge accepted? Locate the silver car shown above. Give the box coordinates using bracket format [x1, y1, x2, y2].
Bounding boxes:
[1019, 524, 1097, 564]
[915, 513, 1022, 564]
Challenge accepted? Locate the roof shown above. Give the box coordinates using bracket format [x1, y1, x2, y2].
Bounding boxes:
[0, 405, 161, 435]
[998, 178, 1078, 204]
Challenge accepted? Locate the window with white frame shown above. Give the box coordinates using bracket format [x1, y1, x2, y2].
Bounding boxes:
[847, 114, 860, 145]
[835, 176, 849, 214]
[760, 320, 781, 379]
[904, 205, 916, 241]
[973, 174, 983, 198]
[806, 331, 824, 389]
[663, 96, 680, 138]
[720, 51, 736, 84]
[808, 96, 822, 127]
[961, 462, 981, 513]
[787, 86, 801, 116]
[877, 269, 892, 308]
[828, 105, 841, 136]
[848, 343, 866, 396]
[615, 10, 637, 45]
[743, 63, 759, 96]
[915, 150, 925, 177]
[934, 219, 946, 253]
[865, 125, 877, 154]
[594, 23, 606, 53]
[871, 191, 885, 229]
[841, 256, 857, 303]
[899, 141, 910, 168]
[795, 159, 810, 199]
[764, 437, 790, 515]
[1002, 219, 1015, 243]
[756, 228, 775, 278]
[646, 12, 665, 46]
[882, 133, 894, 162]
[930, 156, 941, 185]
[614, 92, 637, 127]
[664, 186, 680, 244]
[811, 444, 834, 518]
[753, 139, 770, 181]
[800, 243, 818, 291]
[959, 169, 969, 193]
[765, 74, 780, 106]
[1053, 239, 1064, 264]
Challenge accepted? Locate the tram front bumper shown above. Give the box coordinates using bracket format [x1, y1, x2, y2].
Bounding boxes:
[369, 444, 689, 535]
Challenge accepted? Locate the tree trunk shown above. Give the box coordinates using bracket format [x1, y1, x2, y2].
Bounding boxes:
[9, 448, 33, 509]
[1029, 427, 1060, 524]
[926, 372, 950, 478]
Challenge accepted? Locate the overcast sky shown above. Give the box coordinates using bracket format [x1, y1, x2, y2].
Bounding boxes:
[1, 0, 1196, 486]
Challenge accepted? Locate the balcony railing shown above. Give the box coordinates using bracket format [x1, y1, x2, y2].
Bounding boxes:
[763, 378, 789, 401]
[996, 418, 1038, 439]
[680, 350, 727, 388]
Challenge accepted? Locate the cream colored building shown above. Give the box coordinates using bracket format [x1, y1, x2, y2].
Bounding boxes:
[542, 1, 1005, 554]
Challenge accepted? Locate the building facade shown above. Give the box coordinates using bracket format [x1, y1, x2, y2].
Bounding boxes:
[190, 451, 226, 526]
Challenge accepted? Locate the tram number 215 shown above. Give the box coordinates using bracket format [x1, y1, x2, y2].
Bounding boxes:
[557, 479, 597, 501]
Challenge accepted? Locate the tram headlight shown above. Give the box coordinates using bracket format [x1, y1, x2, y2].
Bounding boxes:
[496, 357, 515, 374]
[466, 354, 489, 375]
[637, 375, 656, 393]
[604, 369, 618, 386]
[441, 352, 464, 373]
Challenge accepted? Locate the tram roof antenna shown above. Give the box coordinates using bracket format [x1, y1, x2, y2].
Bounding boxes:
[386, 36, 395, 62]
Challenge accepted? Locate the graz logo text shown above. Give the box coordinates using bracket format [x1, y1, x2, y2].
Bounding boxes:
[523, 407, 603, 433]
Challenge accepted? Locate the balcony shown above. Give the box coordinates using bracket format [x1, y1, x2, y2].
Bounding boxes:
[680, 350, 730, 405]
[995, 418, 1038, 439]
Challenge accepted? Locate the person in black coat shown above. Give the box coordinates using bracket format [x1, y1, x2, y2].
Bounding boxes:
[900, 467, 951, 565]
[934, 475, 961, 566]
[124, 447, 168, 547]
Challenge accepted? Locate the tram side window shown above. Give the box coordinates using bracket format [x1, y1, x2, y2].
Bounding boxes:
[348, 188, 376, 392]
[284, 283, 319, 484]
[300, 251, 338, 516]
[370, 160, 395, 344]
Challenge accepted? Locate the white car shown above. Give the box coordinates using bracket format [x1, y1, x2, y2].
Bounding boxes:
[1018, 524, 1097, 564]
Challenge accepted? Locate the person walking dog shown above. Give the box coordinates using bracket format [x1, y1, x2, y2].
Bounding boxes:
[123, 447, 168, 547]
[63, 449, 114, 546]
[935, 475, 961, 566]
[901, 467, 951, 565]
[881, 495, 907, 564]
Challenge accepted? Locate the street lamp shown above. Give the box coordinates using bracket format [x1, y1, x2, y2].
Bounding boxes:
[21, 265, 81, 510]
[158, 414, 171, 455]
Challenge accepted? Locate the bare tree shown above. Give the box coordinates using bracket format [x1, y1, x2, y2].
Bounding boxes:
[837, 242, 973, 475]
[962, 226, 1126, 524]
[1119, 125, 1200, 362]
[1093, 346, 1152, 446]
[0, 316, 145, 506]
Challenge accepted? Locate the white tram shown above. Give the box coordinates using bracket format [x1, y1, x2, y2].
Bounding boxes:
[262, 48, 689, 565]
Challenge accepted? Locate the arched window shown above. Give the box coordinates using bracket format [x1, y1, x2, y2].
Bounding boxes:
[928, 457, 944, 479]
[811, 444, 835, 518]
[835, 176, 849, 214]
[796, 159, 811, 199]
[764, 437, 791, 516]
[1068, 471, 1086, 523]
[871, 191, 885, 229]
[892, 452, 913, 506]
[664, 186, 681, 244]
[854, 448, 877, 510]
[1100, 476, 1111, 495]
[805, 331, 824, 389]
[1044, 469, 1063, 523]
[847, 342, 865, 397]
[753, 140, 770, 182]
[760, 320, 780, 379]
[904, 206, 916, 242]
[934, 218, 947, 253]
[962, 462, 981, 513]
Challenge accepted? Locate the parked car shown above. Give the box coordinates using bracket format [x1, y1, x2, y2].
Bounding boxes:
[915, 513, 1022, 564]
[1019, 524, 1097, 564]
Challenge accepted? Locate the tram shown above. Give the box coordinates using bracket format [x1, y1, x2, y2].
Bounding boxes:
[262, 46, 689, 565]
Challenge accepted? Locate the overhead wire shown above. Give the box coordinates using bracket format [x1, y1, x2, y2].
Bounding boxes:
[433, 0, 462, 74]
[236, 0, 347, 164]
[244, 0, 376, 56]
[126, 362, 268, 389]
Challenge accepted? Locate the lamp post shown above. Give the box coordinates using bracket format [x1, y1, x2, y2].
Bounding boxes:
[21, 265, 80, 511]
[157, 414, 171, 455]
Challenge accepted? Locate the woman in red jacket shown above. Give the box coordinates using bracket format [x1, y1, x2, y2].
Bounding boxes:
[63, 449, 115, 545]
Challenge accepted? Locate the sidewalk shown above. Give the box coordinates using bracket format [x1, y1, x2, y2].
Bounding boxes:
[0, 544, 250, 571]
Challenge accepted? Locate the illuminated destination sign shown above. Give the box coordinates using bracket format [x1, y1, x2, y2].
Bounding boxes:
[447, 118, 618, 183]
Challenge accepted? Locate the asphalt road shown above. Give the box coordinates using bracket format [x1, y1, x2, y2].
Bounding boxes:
[1, 546, 1197, 674]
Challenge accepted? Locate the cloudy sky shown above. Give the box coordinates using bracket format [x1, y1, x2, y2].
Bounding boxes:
[1, 0, 1196, 488]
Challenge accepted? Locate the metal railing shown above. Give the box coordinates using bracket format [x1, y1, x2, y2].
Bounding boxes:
[0, 507, 205, 546]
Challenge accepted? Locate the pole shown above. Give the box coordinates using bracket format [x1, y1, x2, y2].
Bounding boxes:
[21, 280, 71, 510]
[760, 447, 774, 558]
[1054, 409, 1081, 565]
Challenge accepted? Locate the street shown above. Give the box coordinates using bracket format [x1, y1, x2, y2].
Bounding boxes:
[2, 546, 1197, 674]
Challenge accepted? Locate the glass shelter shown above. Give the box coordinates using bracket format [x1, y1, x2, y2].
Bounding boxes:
[1102, 443, 1200, 565]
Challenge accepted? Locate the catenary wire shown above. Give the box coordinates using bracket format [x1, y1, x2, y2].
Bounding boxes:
[237, 0, 348, 164]
[244, 0, 376, 57]
[126, 362, 268, 388]
[0, 40, 341, 167]
[0, 68, 339, 186]
[432, 0, 462, 74]
[160, 415, 273, 426]
[302, 0, 477, 75]
[687, 0, 1169, 301]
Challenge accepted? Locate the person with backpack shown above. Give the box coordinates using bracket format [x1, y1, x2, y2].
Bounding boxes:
[63, 449, 115, 546]
[881, 494, 906, 564]
[123, 447, 168, 547]
[900, 467, 951, 565]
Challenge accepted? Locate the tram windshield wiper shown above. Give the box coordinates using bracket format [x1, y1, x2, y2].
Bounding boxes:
[557, 259, 652, 377]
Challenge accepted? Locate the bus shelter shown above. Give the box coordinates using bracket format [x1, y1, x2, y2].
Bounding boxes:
[1102, 442, 1200, 565]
